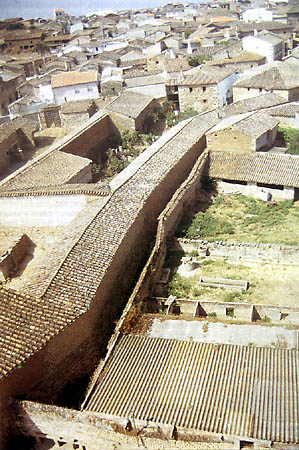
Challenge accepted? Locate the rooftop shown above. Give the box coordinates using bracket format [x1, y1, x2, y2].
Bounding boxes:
[208, 111, 279, 138]
[233, 61, 299, 90]
[178, 65, 235, 86]
[0, 109, 220, 380]
[51, 70, 98, 89]
[105, 91, 155, 119]
[208, 150, 299, 187]
[84, 333, 299, 444]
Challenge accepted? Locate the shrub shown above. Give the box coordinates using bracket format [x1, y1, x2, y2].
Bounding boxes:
[207, 312, 217, 318]
[278, 127, 299, 155]
[181, 210, 235, 240]
[168, 274, 192, 297]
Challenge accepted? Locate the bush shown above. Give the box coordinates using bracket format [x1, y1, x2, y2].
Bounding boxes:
[168, 274, 192, 297]
[278, 127, 299, 155]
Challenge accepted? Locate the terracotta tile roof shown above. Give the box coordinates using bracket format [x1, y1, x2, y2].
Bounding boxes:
[208, 150, 299, 187]
[0, 287, 75, 378]
[234, 61, 299, 90]
[1, 150, 91, 191]
[267, 103, 299, 118]
[208, 111, 279, 139]
[253, 30, 285, 45]
[178, 65, 235, 86]
[222, 93, 287, 117]
[208, 50, 265, 65]
[105, 91, 155, 119]
[51, 71, 98, 89]
[0, 109, 220, 380]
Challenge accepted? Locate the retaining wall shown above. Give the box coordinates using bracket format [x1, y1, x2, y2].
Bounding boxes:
[171, 238, 299, 263]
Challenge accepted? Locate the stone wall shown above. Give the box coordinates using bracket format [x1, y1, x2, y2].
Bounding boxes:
[171, 238, 299, 263]
[0, 131, 19, 173]
[153, 297, 299, 325]
[178, 84, 217, 113]
[40, 106, 62, 129]
[58, 113, 119, 161]
[14, 400, 238, 449]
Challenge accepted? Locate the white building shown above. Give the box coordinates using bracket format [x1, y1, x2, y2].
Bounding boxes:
[51, 71, 99, 105]
[242, 8, 273, 22]
[242, 30, 286, 63]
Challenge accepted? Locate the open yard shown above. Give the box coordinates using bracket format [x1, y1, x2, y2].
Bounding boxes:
[167, 255, 299, 307]
[177, 194, 299, 245]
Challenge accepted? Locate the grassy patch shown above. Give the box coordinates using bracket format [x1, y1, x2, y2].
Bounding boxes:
[177, 194, 299, 245]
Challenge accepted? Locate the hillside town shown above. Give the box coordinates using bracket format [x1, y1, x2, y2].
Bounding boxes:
[0, 0, 298, 449]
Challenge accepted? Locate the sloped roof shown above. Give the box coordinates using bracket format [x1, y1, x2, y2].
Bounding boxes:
[51, 71, 98, 88]
[208, 50, 265, 65]
[178, 65, 235, 86]
[208, 150, 299, 187]
[233, 62, 299, 90]
[105, 91, 155, 119]
[222, 92, 287, 117]
[250, 30, 285, 45]
[84, 334, 299, 444]
[0, 109, 220, 380]
[208, 111, 279, 138]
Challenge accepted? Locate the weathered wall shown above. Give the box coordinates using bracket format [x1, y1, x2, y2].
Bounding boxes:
[216, 180, 295, 201]
[171, 237, 299, 264]
[40, 106, 62, 129]
[0, 131, 19, 173]
[57, 113, 119, 161]
[14, 400, 236, 449]
[178, 84, 217, 113]
[233, 86, 289, 102]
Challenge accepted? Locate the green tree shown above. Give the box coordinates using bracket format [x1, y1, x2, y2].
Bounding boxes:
[188, 55, 211, 67]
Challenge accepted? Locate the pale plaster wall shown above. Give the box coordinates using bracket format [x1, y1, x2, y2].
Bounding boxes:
[216, 180, 295, 201]
[53, 82, 99, 105]
[0, 195, 88, 227]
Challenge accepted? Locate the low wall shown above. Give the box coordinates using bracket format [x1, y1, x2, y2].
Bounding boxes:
[15, 400, 242, 449]
[152, 297, 299, 325]
[171, 238, 299, 263]
[216, 180, 295, 202]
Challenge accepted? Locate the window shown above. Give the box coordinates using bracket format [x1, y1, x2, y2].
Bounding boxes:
[247, 87, 250, 91]
[75, 88, 80, 94]
[202, 86, 206, 92]
[259, 88, 262, 92]
[189, 87, 193, 93]
[226, 307, 234, 318]
[223, 179, 247, 185]
[203, 99, 207, 103]
[87, 86, 93, 92]
[257, 182, 283, 190]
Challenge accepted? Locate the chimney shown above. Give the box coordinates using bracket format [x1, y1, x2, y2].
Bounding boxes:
[254, 29, 258, 36]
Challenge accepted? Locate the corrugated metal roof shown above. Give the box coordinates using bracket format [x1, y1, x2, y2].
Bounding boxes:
[84, 334, 299, 443]
[51, 71, 98, 89]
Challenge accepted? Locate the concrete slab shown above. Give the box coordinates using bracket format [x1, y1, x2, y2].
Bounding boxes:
[148, 318, 298, 349]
